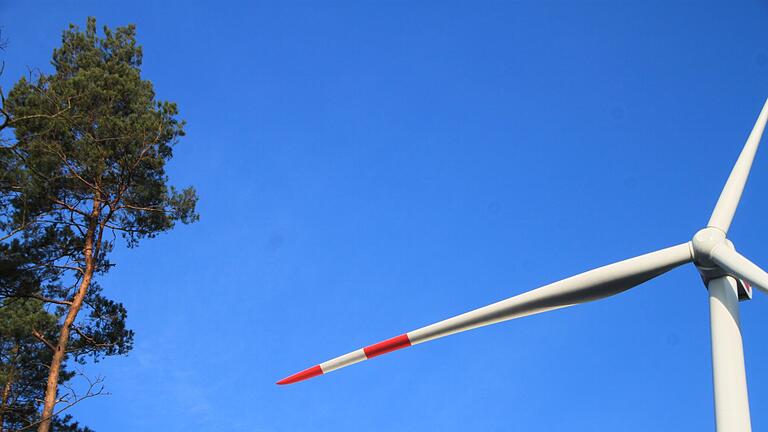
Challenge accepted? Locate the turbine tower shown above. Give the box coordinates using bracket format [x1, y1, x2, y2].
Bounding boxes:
[279, 99, 768, 432]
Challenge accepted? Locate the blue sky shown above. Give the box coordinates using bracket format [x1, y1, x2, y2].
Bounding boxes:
[2, 1, 768, 430]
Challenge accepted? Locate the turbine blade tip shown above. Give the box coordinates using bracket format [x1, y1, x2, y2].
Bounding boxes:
[276, 365, 323, 385]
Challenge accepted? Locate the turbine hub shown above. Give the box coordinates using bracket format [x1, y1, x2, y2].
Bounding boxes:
[691, 227, 728, 267]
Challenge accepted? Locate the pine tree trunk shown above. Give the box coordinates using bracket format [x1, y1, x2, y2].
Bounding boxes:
[37, 199, 100, 432]
[36, 271, 92, 432]
[0, 344, 16, 432]
[0, 372, 12, 432]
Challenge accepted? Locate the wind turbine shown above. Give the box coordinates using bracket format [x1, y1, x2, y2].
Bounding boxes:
[278, 99, 768, 432]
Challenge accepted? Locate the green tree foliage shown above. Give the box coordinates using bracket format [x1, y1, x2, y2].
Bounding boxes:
[0, 248, 92, 432]
[0, 17, 198, 431]
[0, 298, 59, 430]
[0, 298, 94, 432]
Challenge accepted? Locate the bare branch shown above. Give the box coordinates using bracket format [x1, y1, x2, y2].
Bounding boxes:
[116, 203, 171, 213]
[30, 330, 56, 352]
[14, 374, 106, 432]
[13, 294, 73, 307]
[70, 326, 113, 349]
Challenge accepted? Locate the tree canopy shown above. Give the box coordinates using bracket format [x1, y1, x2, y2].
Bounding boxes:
[0, 17, 198, 431]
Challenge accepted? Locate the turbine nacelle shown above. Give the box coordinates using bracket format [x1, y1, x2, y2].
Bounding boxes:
[691, 228, 751, 300]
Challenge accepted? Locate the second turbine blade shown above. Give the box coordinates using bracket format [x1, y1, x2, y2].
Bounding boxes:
[710, 244, 768, 295]
[708, 98, 768, 233]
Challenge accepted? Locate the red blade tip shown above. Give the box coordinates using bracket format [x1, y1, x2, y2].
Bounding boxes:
[276, 365, 323, 385]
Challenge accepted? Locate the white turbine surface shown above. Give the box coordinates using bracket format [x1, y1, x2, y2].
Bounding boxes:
[708, 277, 751, 432]
[710, 244, 768, 295]
[278, 98, 768, 432]
[408, 243, 691, 344]
[708, 99, 768, 233]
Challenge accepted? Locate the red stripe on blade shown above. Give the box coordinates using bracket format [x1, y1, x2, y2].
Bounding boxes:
[276, 365, 323, 385]
[363, 334, 411, 359]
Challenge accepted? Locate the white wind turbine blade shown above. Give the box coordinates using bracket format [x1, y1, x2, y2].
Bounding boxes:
[710, 244, 768, 295]
[708, 98, 768, 233]
[277, 242, 693, 384]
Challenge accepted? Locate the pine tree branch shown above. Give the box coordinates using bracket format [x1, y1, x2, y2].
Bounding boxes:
[30, 330, 56, 353]
[14, 294, 73, 307]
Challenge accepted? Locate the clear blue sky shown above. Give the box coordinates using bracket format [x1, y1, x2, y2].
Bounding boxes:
[2, 1, 768, 430]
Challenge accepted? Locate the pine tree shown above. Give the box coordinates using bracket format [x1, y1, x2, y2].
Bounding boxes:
[0, 17, 198, 431]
